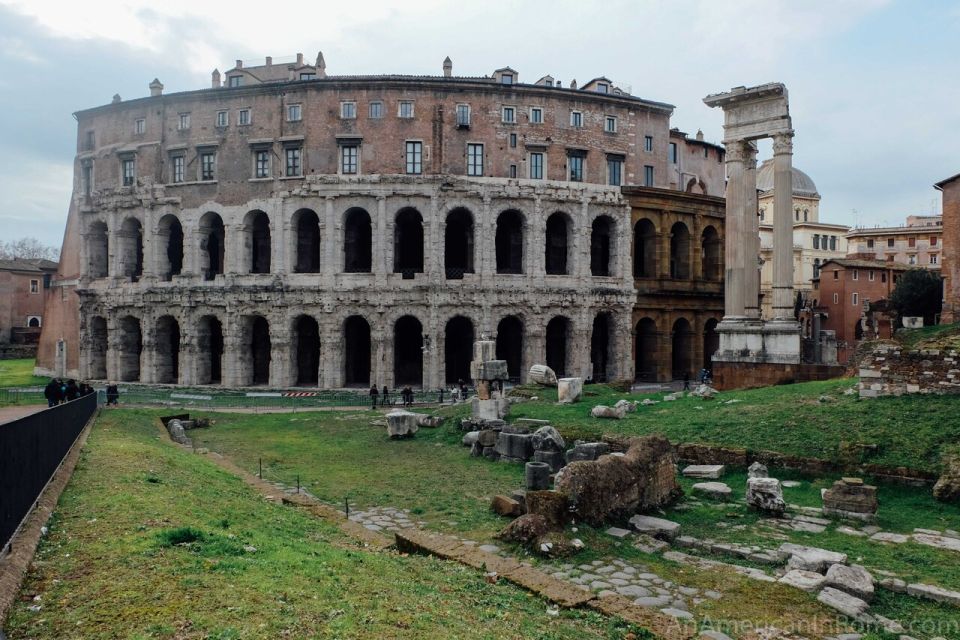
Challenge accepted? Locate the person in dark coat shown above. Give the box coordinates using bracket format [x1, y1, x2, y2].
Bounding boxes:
[57, 379, 67, 404]
[106, 383, 120, 406]
[65, 379, 79, 402]
[369, 384, 379, 409]
[44, 378, 59, 407]
[381, 385, 390, 407]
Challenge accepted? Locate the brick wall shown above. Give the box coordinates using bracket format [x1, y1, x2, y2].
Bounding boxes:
[712, 361, 845, 390]
[941, 179, 960, 323]
[858, 344, 960, 397]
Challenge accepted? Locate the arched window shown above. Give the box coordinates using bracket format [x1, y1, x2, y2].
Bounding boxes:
[118, 217, 144, 281]
[671, 317, 693, 380]
[343, 315, 371, 386]
[157, 214, 183, 281]
[496, 316, 524, 381]
[86, 221, 109, 278]
[117, 315, 142, 382]
[248, 316, 271, 385]
[394, 315, 424, 386]
[199, 212, 225, 281]
[444, 316, 474, 384]
[803, 209, 809, 222]
[634, 318, 657, 381]
[633, 219, 656, 278]
[344, 208, 372, 273]
[701, 226, 721, 281]
[244, 210, 271, 274]
[197, 315, 223, 384]
[445, 208, 474, 279]
[394, 208, 424, 276]
[545, 316, 570, 377]
[544, 213, 569, 275]
[88, 315, 108, 379]
[495, 210, 523, 274]
[590, 216, 614, 277]
[293, 209, 320, 273]
[155, 315, 181, 383]
[670, 222, 690, 279]
[294, 315, 320, 386]
[591, 312, 613, 382]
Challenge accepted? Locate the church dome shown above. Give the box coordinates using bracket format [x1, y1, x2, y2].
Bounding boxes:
[756, 159, 819, 198]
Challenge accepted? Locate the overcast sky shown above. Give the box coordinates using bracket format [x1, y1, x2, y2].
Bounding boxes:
[0, 0, 957, 249]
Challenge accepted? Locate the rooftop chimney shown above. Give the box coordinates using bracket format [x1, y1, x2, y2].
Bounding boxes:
[696, 129, 704, 141]
[149, 78, 163, 97]
[235, 59, 243, 69]
[265, 56, 273, 66]
[112, 94, 122, 104]
[443, 56, 452, 77]
[569, 79, 577, 90]
[296, 52, 304, 66]
[212, 69, 221, 88]
[316, 51, 327, 78]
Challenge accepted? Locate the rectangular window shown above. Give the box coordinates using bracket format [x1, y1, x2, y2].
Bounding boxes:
[178, 113, 190, 130]
[644, 165, 654, 186]
[288, 104, 302, 122]
[509, 164, 517, 178]
[568, 154, 584, 182]
[285, 147, 302, 177]
[830, 236, 837, 251]
[596, 82, 609, 94]
[704, 147, 709, 158]
[30, 279, 39, 294]
[931, 236, 938, 246]
[869, 271, 875, 281]
[239, 109, 251, 126]
[200, 152, 216, 181]
[81, 161, 93, 195]
[909, 254, 917, 265]
[121, 158, 135, 186]
[456, 104, 470, 127]
[833, 293, 839, 304]
[84, 130, 95, 151]
[502, 106, 516, 123]
[405, 141, 422, 174]
[368, 101, 383, 119]
[530, 107, 543, 124]
[134, 118, 145, 135]
[509, 133, 517, 148]
[607, 156, 623, 186]
[881, 272, 887, 283]
[852, 292, 859, 306]
[887, 237, 895, 247]
[500, 73, 513, 85]
[644, 135, 653, 152]
[300, 73, 316, 81]
[908, 236, 916, 247]
[570, 111, 583, 128]
[931, 254, 939, 265]
[216, 110, 228, 127]
[867, 238, 874, 248]
[228, 75, 242, 87]
[467, 143, 484, 176]
[340, 145, 358, 174]
[398, 101, 414, 118]
[669, 142, 678, 164]
[604, 116, 617, 133]
[852, 269, 858, 281]
[833, 270, 839, 280]
[172, 155, 185, 183]
[254, 150, 270, 178]
[813, 234, 820, 249]
[340, 102, 356, 119]
[529, 152, 544, 179]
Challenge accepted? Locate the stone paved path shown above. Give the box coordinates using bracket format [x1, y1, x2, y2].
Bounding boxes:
[348, 506, 425, 532]
[0, 404, 45, 424]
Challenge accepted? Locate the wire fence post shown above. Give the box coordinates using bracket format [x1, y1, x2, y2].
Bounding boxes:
[344, 496, 349, 519]
[296, 474, 300, 494]
[258, 457, 262, 479]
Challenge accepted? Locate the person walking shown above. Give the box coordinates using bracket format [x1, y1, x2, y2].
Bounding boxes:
[369, 384, 379, 410]
[44, 378, 59, 408]
[105, 383, 119, 406]
[65, 379, 79, 402]
[682, 372, 690, 391]
[381, 385, 390, 407]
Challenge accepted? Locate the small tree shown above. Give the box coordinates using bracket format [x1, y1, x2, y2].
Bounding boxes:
[0, 237, 60, 261]
[890, 268, 943, 325]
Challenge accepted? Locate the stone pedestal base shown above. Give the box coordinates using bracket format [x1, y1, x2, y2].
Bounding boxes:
[714, 319, 801, 365]
[712, 361, 846, 390]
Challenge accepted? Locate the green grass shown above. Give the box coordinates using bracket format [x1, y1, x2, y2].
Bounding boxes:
[6, 409, 651, 639]
[0, 357, 46, 388]
[895, 322, 960, 349]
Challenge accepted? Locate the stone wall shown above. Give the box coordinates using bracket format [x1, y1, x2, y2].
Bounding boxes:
[858, 344, 960, 397]
[712, 360, 845, 391]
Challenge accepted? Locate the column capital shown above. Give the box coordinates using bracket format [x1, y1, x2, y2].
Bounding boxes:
[772, 132, 795, 155]
[723, 140, 747, 163]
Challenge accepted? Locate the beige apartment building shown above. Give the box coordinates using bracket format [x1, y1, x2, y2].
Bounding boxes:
[846, 215, 943, 270]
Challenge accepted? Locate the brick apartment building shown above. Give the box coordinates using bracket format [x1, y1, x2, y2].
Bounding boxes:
[0, 259, 58, 353]
[936, 173, 960, 323]
[815, 258, 907, 362]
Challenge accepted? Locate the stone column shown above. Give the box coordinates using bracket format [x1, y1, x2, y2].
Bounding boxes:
[222, 316, 246, 387]
[324, 196, 337, 276]
[722, 140, 747, 319]
[320, 320, 339, 388]
[771, 133, 795, 321]
[139, 317, 157, 384]
[426, 310, 441, 391]
[225, 223, 244, 274]
[105, 314, 121, 382]
[375, 196, 387, 284]
[269, 318, 293, 388]
[373, 327, 387, 389]
[742, 142, 761, 319]
[273, 205, 288, 276]
[179, 319, 198, 387]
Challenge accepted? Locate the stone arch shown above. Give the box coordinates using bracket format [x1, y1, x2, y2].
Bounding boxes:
[444, 207, 475, 279]
[343, 315, 371, 386]
[197, 315, 224, 385]
[444, 315, 474, 384]
[590, 215, 615, 277]
[394, 315, 423, 387]
[293, 314, 320, 386]
[634, 317, 658, 381]
[495, 209, 524, 274]
[671, 317, 693, 380]
[293, 208, 321, 273]
[157, 214, 183, 281]
[701, 225, 721, 281]
[394, 207, 424, 276]
[88, 315, 107, 379]
[117, 315, 142, 382]
[670, 221, 691, 279]
[244, 210, 271, 274]
[703, 318, 719, 371]
[199, 211, 225, 281]
[545, 212, 571, 275]
[545, 315, 570, 377]
[118, 217, 144, 281]
[633, 218, 656, 278]
[591, 311, 614, 382]
[344, 207, 372, 273]
[86, 220, 109, 279]
[496, 315, 524, 381]
[155, 315, 181, 384]
[244, 315, 271, 385]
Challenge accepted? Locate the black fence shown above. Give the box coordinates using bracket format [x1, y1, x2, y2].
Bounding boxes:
[1, 393, 97, 552]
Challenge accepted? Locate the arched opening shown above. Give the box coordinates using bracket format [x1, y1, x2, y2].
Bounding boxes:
[293, 209, 321, 273]
[86, 221, 109, 278]
[545, 316, 569, 377]
[670, 222, 690, 279]
[813, 258, 821, 279]
[394, 315, 423, 387]
[701, 225, 721, 281]
[444, 316, 474, 384]
[590, 216, 614, 277]
[854, 317, 864, 341]
[27, 317, 39, 328]
[394, 207, 424, 277]
[344, 208, 372, 273]
[197, 315, 223, 385]
[671, 317, 693, 380]
[703, 318, 719, 371]
[495, 209, 523, 274]
[249, 316, 271, 385]
[444, 207, 474, 279]
[199, 212, 225, 281]
[245, 210, 271, 274]
[591, 312, 613, 382]
[634, 318, 657, 381]
[545, 213, 569, 275]
[633, 219, 656, 278]
[343, 315, 371, 386]
[88, 315, 107, 379]
[294, 315, 320, 386]
[156, 214, 183, 281]
[117, 315, 142, 382]
[155, 315, 181, 384]
[496, 316, 524, 381]
[118, 217, 144, 281]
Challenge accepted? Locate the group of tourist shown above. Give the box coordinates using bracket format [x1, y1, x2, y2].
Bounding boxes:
[42, 378, 95, 407]
[368, 385, 418, 409]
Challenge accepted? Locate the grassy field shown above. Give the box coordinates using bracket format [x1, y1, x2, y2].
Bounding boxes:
[894, 322, 960, 350]
[5, 409, 651, 640]
[0, 358, 46, 388]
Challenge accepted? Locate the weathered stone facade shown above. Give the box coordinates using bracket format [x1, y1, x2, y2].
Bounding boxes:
[936, 173, 960, 323]
[858, 344, 960, 397]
